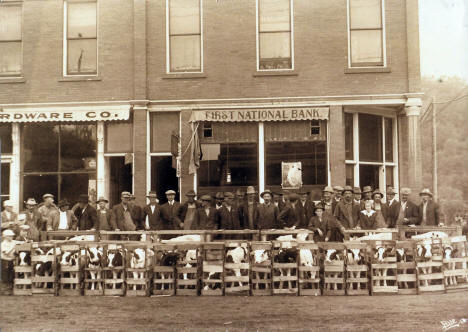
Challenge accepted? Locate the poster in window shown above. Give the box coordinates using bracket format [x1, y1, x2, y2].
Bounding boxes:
[282, 161, 302, 189]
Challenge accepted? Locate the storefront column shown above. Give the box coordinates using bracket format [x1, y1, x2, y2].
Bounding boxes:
[258, 122, 265, 197]
[11, 124, 20, 213]
[329, 105, 346, 186]
[133, 106, 148, 206]
[96, 122, 105, 200]
[399, 98, 422, 195]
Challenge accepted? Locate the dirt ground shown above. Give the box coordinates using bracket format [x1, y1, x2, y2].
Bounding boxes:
[0, 292, 467, 332]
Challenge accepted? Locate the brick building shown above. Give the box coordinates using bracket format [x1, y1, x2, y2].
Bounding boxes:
[0, 0, 423, 211]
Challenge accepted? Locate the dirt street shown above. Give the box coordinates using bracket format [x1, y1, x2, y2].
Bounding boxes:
[1, 293, 467, 332]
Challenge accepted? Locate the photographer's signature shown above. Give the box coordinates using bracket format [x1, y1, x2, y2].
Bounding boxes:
[440, 318, 468, 331]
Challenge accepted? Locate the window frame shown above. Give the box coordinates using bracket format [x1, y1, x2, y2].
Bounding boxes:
[165, 0, 203, 74]
[256, 0, 294, 72]
[347, 0, 387, 68]
[0, 1, 23, 78]
[344, 110, 398, 196]
[63, 0, 98, 77]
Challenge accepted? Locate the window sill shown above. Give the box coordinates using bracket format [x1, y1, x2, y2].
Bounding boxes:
[58, 76, 102, 82]
[344, 67, 391, 74]
[253, 70, 298, 77]
[162, 73, 207, 79]
[0, 77, 26, 84]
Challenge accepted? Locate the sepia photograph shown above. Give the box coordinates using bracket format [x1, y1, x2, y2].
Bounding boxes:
[0, 0, 467, 331]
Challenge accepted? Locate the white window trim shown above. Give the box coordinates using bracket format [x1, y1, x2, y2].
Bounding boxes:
[63, 0, 99, 77]
[165, 0, 204, 74]
[344, 111, 398, 197]
[0, 2, 23, 78]
[256, 0, 294, 72]
[346, 0, 387, 68]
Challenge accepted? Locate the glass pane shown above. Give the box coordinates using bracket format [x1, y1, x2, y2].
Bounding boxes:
[346, 164, 354, 186]
[385, 118, 393, 162]
[60, 124, 96, 172]
[351, 30, 382, 65]
[170, 35, 201, 72]
[1, 163, 10, 197]
[259, 32, 291, 60]
[385, 166, 394, 189]
[0, 5, 21, 40]
[345, 113, 353, 160]
[259, 0, 290, 32]
[151, 156, 179, 204]
[359, 164, 379, 190]
[265, 142, 327, 186]
[359, 113, 382, 162]
[199, 143, 257, 188]
[203, 122, 258, 143]
[151, 113, 179, 153]
[23, 124, 59, 172]
[0, 124, 12, 154]
[106, 122, 132, 153]
[23, 174, 58, 203]
[350, 0, 381, 29]
[108, 156, 132, 207]
[67, 2, 97, 38]
[0, 42, 22, 75]
[67, 39, 97, 74]
[169, 0, 200, 35]
[61, 173, 93, 205]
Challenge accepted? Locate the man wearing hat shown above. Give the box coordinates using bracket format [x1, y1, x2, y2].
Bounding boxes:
[74, 194, 97, 231]
[214, 192, 224, 210]
[360, 186, 373, 210]
[96, 197, 113, 231]
[389, 187, 419, 227]
[385, 187, 399, 227]
[21, 198, 41, 242]
[179, 190, 200, 230]
[279, 193, 301, 228]
[372, 189, 389, 228]
[143, 191, 162, 230]
[37, 193, 59, 232]
[239, 186, 258, 229]
[332, 186, 343, 213]
[321, 186, 334, 214]
[272, 190, 286, 212]
[234, 188, 245, 209]
[353, 187, 362, 205]
[1, 200, 18, 233]
[111, 191, 138, 231]
[308, 203, 333, 242]
[194, 195, 217, 230]
[48, 199, 78, 231]
[297, 188, 315, 228]
[160, 190, 183, 229]
[255, 190, 279, 230]
[15, 224, 31, 242]
[1, 229, 17, 292]
[128, 194, 144, 230]
[216, 192, 241, 230]
[418, 188, 441, 226]
[333, 186, 360, 241]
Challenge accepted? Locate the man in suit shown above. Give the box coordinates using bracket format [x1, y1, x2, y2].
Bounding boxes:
[179, 190, 200, 230]
[110, 191, 138, 231]
[160, 190, 182, 229]
[143, 191, 162, 230]
[239, 186, 258, 229]
[297, 189, 315, 228]
[128, 194, 144, 230]
[418, 188, 441, 226]
[37, 193, 59, 232]
[272, 191, 286, 212]
[332, 186, 343, 214]
[48, 199, 78, 231]
[333, 186, 360, 241]
[75, 194, 97, 230]
[353, 187, 362, 205]
[279, 193, 301, 228]
[96, 196, 113, 231]
[371, 189, 389, 228]
[216, 192, 241, 230]
[255, 190, 279, 230]
[385, 187, 398, 226]
[389, 187, 419, 227]
[360, 186, 373, 210]
[194, 195, 217, 230]
[214, 192, 224, 210]
[321, 186, 335, 215]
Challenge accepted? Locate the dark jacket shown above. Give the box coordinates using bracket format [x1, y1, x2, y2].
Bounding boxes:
[194, 207, 217, 230]
[372, 202, 389, 226]
[358, 210, 379, 229]
[129, 203, 144, 230]
[21, 209, 41, 242]
[297, 200, 315, 228]
[308, 214, 334, 242]
[160, 201, 182, 230]
[96, 208, 114, 231]
[75, 204, 97, 230]
[279, 203, 301, 228]
[255, 203, 279, 230]
[239, 201, 259, 229]
[110, 203, 138, 231]
[216, 205, 241, 230]
[273, 201, 287, 213]
[179, 201, 202, 222]
[334, 200, 360, 229]
[417, 201, 440, 226]
[143, 204, 163, 230]
[387, 200, 419, 227]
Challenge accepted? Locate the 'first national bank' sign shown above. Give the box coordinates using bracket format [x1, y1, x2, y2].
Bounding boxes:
[189, 107, 329, 122]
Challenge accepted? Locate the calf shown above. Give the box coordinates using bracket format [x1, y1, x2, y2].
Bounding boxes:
[17, 251, 32, 289]
[34, 248, 57, 288]
[86, 247, 103, 291]
[129, 248, 154, 291]
[104, 249, 125, 289]
[416, 241, 434, 287]
[443, 244, 459, 286]
[347, 248, 364, 290]
[373, 245, 394, 287]
[225, 244, 248, 288]
[325, 249, 344, 290]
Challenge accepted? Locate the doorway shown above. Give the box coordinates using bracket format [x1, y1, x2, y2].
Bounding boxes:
[107, 156, 132, 207]
[151, 156, 178, 204]
[359, 164, 381, 191]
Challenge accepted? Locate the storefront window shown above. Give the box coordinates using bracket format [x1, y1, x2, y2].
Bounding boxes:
[151, 112, 179, 152]
[359, 113, 382, 162]
[1, 162, 10, 201]
[345, 113, 353, 160]
[0, 124, 13, 154]
[346, 164, 354, 186]
[22, 123, 97, 204]
[151, 156, 178, 204]
[385, 117, 393, 162]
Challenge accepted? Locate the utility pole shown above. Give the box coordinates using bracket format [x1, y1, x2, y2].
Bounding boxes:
[432, 98, 438, 201]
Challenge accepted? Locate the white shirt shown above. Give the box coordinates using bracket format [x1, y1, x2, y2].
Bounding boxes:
[58, 211, 68, 230]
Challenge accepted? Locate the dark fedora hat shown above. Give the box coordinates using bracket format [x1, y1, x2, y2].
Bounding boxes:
[78, 194, 89, 203]
[260, 189, 273, 198]
[362, 186, 373, 194]
[186, 190, 196, 197]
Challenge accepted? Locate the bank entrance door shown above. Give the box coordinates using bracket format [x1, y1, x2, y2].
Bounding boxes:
[106, 156, 132, 207]
[151, 156, 178, 204]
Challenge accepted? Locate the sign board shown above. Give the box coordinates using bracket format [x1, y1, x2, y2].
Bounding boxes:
[189, 107, 329, 122]
[282, 161, 302, 189]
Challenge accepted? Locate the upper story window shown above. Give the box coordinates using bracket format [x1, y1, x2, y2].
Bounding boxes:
[348, 0, 385, 67]
[64, 0, 97, 76]
[167, 0, 202, 73]
[0, 3, 22, 77]
[257, 0, 293, 71]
